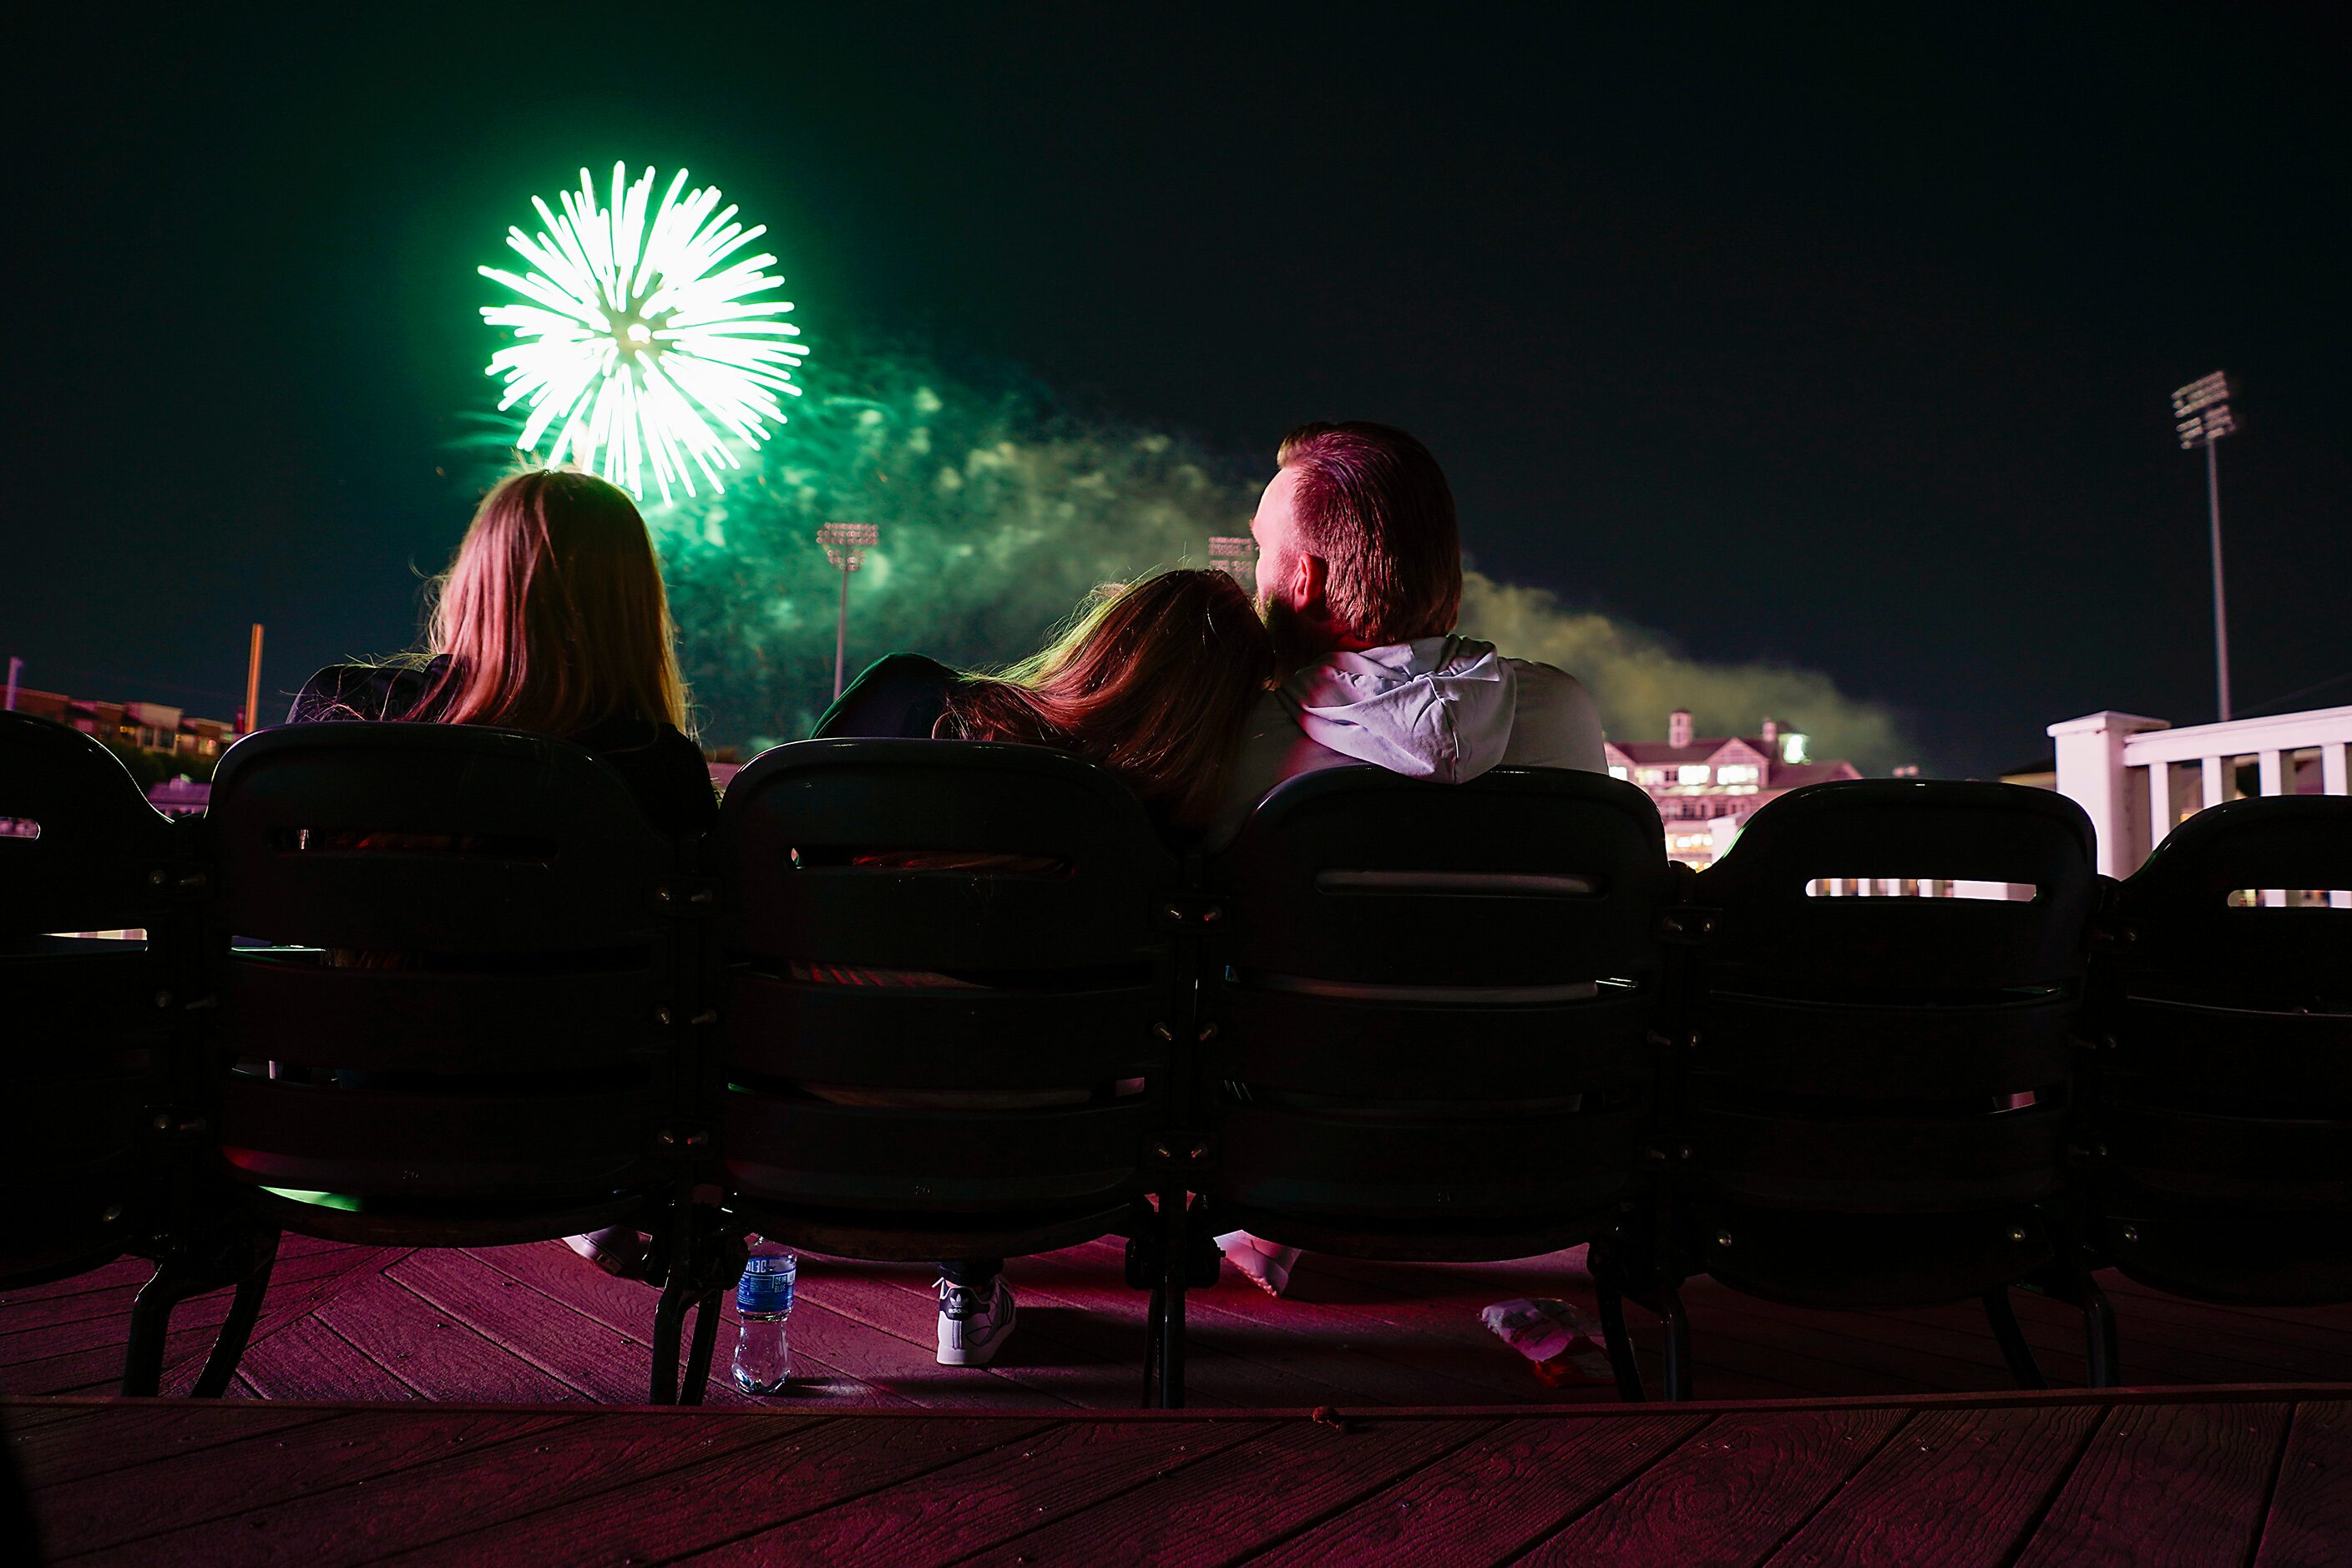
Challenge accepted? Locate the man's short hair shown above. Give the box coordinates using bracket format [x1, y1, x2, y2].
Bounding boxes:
[1276, 421, 1462, 644]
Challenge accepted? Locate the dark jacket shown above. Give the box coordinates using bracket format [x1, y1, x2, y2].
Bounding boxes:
[289, 658, 716, 836]
[811, 652, 966, 740]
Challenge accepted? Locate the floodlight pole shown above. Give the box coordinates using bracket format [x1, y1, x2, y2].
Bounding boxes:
[2172, 371, 2238, 723]
[2205, 437, 2231, 722]
[834, 559, 852, 700]
[817, 524, 880, 701]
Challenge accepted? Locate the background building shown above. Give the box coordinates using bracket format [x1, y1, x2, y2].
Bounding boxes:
[1606, 709, 1862, 867]
[3, 685, 240, 807]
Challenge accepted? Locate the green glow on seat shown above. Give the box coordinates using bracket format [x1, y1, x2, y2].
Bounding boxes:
[260, 1187, 365, 1211]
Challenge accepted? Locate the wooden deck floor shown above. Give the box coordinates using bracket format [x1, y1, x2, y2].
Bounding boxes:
[6, 1236, 2352, 1410]
[8, 1387, 2349, 1564]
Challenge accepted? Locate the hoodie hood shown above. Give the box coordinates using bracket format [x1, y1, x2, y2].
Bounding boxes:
[1282, 636, 1519, 783]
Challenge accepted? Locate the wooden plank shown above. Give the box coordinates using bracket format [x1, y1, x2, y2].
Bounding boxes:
[2086, 1286, 2352, 1380]
[804, 1253, 1361, 1411]
[1180, 1240, 1818, 1404]
[462, 1242, 807, 1408]
[103, 1411, 802, 1567]
[2016, 1400, 2292, 1567]
[0, 1257, 151, 1308]
[0, 1311, 235, 1396]
[1249, 1413, 1712, 1566]
[1518, 1407, 1909, 1566]
[1286, 1242, 2352, 1399]
[1984, 1289, 2352, 1389]
[2108, 1281, 2352, 1338]
[1766, 1402, 2103, 1566]
[470, 1242, 1028, 1410]
[234, 1243, 408, 1323]
[10, 1400, 336, 1485]
[1009, 1247, 1557, 1406]
[0, 1401, 106, 1433]
[955, 1417, 1496, 1568]
[704, 1419, 1274, 1563]
[388, 1249, 669, 1404]
[0, 1283, 233, 1370]
[375, 1416, 1057, 1567]
[28, 1408, 581, 1555]
[2254, 1400, 2352, 1567]
[0, 1243, 400, 1402]
[0, 1243, 393, 1349]
[312, 1272, 579, 1402]
[727, 1297, 1080, 1413]
[232, 1311, 425, 1402]
[789, 1259, 1218, 1409]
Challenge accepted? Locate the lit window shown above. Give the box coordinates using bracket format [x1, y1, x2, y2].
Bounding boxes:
[1636, 768, 1667, 787]
[1717, 764, 1759, 786]
[1607, 766, 1628, 781]
[1677, 765, 1710, 786]
[1782, 733, 1810, 765]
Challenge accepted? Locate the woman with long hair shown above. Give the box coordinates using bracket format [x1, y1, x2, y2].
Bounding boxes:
[823, 567, 1275, 836]
[817, 568, 1276, 1366]
[289, 468, 713, 1283]
[291, 468, 713, 835]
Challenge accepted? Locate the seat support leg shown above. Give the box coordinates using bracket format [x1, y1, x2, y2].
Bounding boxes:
[1136, 1186, 1200, 1409]
[1656, 1278, 1692, 1402]
[2079, 1272, 2120, 1388]
[652, 1221, 745, 1406]
[680, 1279, 726, 1406]
[124, 1227, 276, 1398]
[1592, 1271, 1647, 1404]
[189, 1232, 280, 1398]
[1982, 1286, 2047, 1389]
[1141, 1277, 1167, 1407]
[650, 1275, 689, 1406]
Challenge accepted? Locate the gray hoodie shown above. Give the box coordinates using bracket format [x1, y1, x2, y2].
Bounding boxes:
[1208, 635, 1607, 845]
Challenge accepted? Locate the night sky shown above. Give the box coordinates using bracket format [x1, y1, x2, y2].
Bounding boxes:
[7, 7, 2346, 775]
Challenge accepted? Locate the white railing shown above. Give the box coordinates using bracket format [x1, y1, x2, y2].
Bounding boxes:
[2049, 705, 2352, 901]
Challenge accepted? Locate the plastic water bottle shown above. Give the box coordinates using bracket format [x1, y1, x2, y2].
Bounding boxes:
[732, 1237, 797, 1394]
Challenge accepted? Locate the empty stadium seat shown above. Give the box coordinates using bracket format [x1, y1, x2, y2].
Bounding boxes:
[2091, 795, 2352, 1308]
[1599, 779, 2108, 1398]
[0, 710, 272, 1396]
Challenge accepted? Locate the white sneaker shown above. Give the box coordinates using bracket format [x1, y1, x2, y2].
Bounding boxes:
[1216, 1231, 1301, 1298]
[937, 1276, 1016, 1367]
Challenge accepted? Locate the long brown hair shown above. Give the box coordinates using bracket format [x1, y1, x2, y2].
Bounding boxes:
[941, 569, 1275, 832]
[408, 468, 691, 735]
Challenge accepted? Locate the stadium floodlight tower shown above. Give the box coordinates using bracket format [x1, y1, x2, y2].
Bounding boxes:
[1208, 535, 1258, 590]
[817, 523, 879, 699]
[2172, 371, 2239, 721]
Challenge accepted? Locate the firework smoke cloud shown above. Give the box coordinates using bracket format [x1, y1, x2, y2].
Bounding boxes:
[623, 343, 1907, 766]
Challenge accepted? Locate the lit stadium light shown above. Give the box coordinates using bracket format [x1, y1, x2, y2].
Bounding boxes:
[478, 164, 807, 503]
[818, 523, 879, 699]
[2172, 371, 2236, 449]
[2171, 372, 2238, 720]
[1208, 535, 1258, 589]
